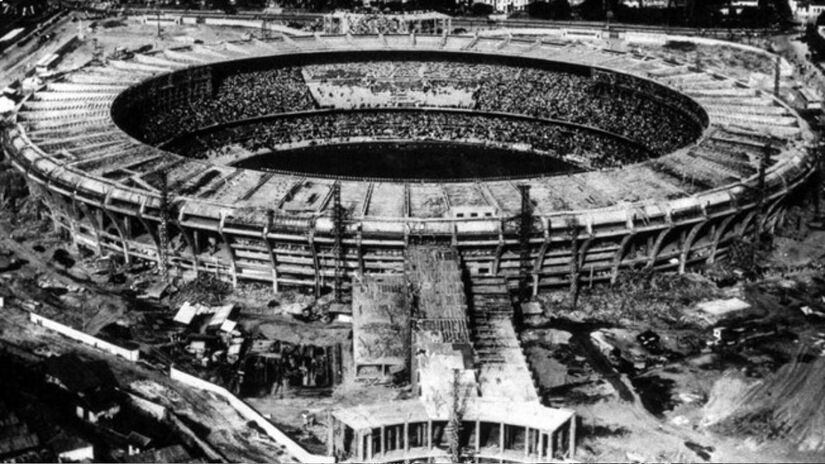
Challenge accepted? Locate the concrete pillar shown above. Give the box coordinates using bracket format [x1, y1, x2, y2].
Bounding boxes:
[380, 426, 385, 456]
[556, 429, 562, 459]
[218, 213, 238, 288]
[427, 420, 432, 449]
[569, 418, 576, 459]
[261, 223, 278, 293]
[367, 433, 372, 461]
[539, 432, 545, 461]
[356, 431, 363, 461]
[524, 427, 530, 457]
[475, 420, 481, 452]
[327, 414, 334, 456]
[499, 423, 505, 454]
[404, 422, 409, 452]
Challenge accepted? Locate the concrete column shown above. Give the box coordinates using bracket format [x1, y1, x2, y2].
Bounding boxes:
[475, 420, 481, 452]
[538, 432, 545, 461]
[404, 422, 409, 452]
[678, 220, 708, 274]
[367, 433, 372, 461]
[356, 431, 363, 461]
[556, 429, 562, 459]
[548, 430, 554, 460]
[569, 418, 576, 459]
[380, 426, 385, 456]
[101, 194, 131, 265]
[261, 223, 278, 293]
[396, 425, 401, 450]
[427, 420, 432, 449]
[524, 427, 530, 457]
[175, 223, 199, 276]
[327, 414, 334, 456]
[499, 423, 505, 454]
[217, 213, 238, 287]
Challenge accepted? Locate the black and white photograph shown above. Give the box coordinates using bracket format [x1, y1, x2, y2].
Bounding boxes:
[1, 0, 824, 463]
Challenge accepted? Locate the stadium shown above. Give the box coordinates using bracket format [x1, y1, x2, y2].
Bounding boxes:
[2, 32, 815, 296]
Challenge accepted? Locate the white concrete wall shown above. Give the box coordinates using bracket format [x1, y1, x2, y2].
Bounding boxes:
[127, 392, 167, 421]
[29, 312, 140, 361]
[169, 367, 334, 463]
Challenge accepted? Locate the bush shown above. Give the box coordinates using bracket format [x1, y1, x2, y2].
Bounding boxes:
[527, 0, 572, 20]
[470, 2, 494, 16]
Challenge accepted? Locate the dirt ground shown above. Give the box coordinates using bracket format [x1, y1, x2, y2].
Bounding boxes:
[5, 172, 825, 463]
[0, 201, 304, 462]
[523, 207, 825, 463]
[4, 21, 825, 462]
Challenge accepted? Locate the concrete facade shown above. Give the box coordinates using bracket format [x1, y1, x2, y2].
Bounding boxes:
[1, 34, 814, 298]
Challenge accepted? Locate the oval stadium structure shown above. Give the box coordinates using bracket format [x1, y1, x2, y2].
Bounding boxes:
[2, 33, 815, 295]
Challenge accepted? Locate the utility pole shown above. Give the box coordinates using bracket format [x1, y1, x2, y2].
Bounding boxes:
[517, 185, 532, 305]
[568, 218, 580, 311]
[155, 5, 162, 39]
[262, 15, 270, 40]
[159, 169, 170, 282]
[332, 181, 346, 303]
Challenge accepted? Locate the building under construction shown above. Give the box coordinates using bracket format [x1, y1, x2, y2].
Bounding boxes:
[334, 246, 574, 462]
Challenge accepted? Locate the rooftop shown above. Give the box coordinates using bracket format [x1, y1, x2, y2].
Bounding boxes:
[332, 398, 574, 433]
[45, 353, 118, 393]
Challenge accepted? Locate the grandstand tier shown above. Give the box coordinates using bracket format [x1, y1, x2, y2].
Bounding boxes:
[2, 34, 814, 292]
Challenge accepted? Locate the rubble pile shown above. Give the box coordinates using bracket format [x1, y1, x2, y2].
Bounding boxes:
[557, 271, 721, 327]
[712, 348, 825, 451]
[169, 274, 232, 308]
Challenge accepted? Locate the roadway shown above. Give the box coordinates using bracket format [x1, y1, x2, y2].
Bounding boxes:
[0, 10, 73, 86]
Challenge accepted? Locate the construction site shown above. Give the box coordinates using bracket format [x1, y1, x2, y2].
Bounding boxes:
[3, 3, 825, 464]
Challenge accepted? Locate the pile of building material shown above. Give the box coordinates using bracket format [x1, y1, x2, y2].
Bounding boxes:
[351, 275, 410, 379]
[406, 246, 471, 344]
[696, 298, 751, 322]
[712, 348, 825, 451]
[173, 301, 237, 333]
[406, 246, 477, 404]
[169, 274, 232, 307]
[406, 247, 469, 323]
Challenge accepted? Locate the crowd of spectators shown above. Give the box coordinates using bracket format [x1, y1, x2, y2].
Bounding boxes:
[473, 67, 703, 155]
[304, 61, 489, 85]
[341, 14, 406, 35]
[168, 110, 652, 170]
[136, 67, 316, 144]
[303, 61, 703, 154]
[303, 61, 485, 108]
[135, 60, 703, 162]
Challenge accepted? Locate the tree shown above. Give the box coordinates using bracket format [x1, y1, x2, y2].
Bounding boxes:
[470, 2, 494, 16]
[527, 0, 572, 20]
[817, 10, 825, 26]
[577, 0, 605, 20]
